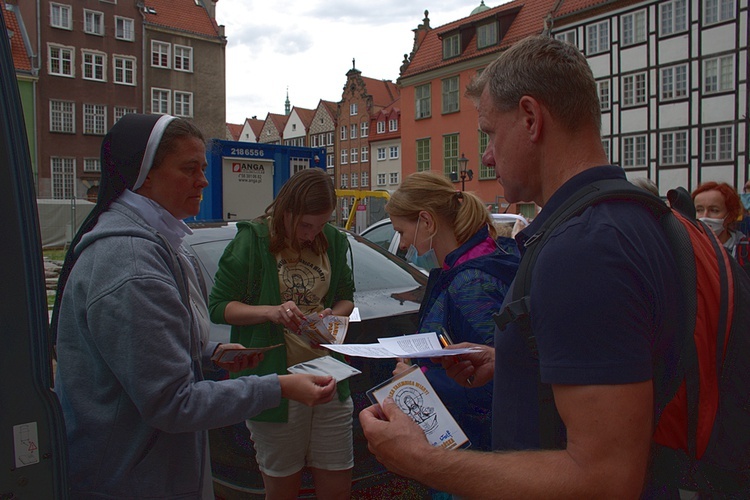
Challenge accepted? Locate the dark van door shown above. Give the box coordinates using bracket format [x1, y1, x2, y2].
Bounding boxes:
[0, 12, 69, 498]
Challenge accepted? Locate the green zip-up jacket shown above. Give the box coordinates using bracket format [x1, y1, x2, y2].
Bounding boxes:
[209, 219, 354, 422]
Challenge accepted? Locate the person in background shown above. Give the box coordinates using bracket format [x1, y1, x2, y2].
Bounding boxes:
[388, 171, 519, 456]
[692, 181, 748, 261]
[360, 35, 682, 498]
[52, 114, 336, 499]
[209, 167, 355, 500]
[738, 180, 750, 236]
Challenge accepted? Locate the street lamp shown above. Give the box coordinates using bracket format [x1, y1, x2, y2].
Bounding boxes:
[458, 153, 472, 191]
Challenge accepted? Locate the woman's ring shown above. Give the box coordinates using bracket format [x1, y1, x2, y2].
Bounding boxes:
[285, 308, 291, 313]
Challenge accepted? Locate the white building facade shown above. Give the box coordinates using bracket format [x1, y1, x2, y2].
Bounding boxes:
[551, 0, 748, 194]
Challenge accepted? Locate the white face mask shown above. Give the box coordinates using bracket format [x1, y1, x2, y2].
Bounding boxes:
[699, 217, 726, 236]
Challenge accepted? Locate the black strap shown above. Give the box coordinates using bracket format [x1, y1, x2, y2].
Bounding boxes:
[498, 178, 683, 449]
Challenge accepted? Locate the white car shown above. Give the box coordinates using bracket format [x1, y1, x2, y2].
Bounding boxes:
[361, 213, 529, 259]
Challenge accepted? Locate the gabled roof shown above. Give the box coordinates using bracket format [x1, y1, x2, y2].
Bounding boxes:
[143, 0, 223, 39]
[321, 100, 338, 118]
[226, 123, 242, 141]
[266, 113, 289, 133]
[1, 1, 31, 72]
[245, 118, 265, 137]
[291, 107, 316, 128]
[401, 0, 559, 79]
[361, 76, 400, 108]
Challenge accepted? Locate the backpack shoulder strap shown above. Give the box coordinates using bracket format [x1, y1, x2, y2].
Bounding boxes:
[492, 178, 673, 450]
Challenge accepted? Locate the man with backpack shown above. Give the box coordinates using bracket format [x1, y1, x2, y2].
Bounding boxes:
[360, 35, 747, 498]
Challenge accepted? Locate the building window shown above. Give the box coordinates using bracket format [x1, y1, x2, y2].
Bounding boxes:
[362, 171, 369, 187]
[351, 148, 358, 163]
[174, 91, 193, 117]
[704, 0, 734, 25]
[660, 0, 687, 36]
[477, 21, 498, 49]
[326, 132, 333, 145]
[49, 45, 73, 77]
[661, 64, 688, 100]
[50, 3, 72, 30]
[703, 55, 733, 93]
[341, 149, 348, 164]
[443, 33, 460, 59]
[389, 172, 399, 184]
[621, 10, 646, 46]
[350, 103, 358, 115]
[622, 72, 647, 107]
[351, 172, 358, 188]
[389, 146, 399, 159]
[173, 45, 193, 72]
[51, 157, 75, 199]
[555, 30, 576, 46]
[361, 121, 369, 137]
[361, 146, 369, 162]
[350, 124, 357, 139]
[327, 153, 333, 166]
[151, 41, 170, 68]
[377, 121, 385, 134]
[83, 103, 107, 135]
[50, 100, 75, 133]
[377, 173, 386, 186]
[602, 138, 611, 161]
[115, 16, 134, 41]
[415, 83, 431, 119]
[703, 126, 733, 161]
[587, 21, 609, 54]
[84, 10, 104, 36]
[597, 80, 610, 111]
[660, 130, 688, 165]
[114, 106, 137, 123]
[442, 76, 459, 114]
[340, 126, 347, 140]
[377, 147, 386, 161]
[113, 56, 135, 85]
[479, 131, 493, 179]
[416, 138, 431, 172]
[82, 51, 105, 81]
[151, 88, 170, 114]
[340, 174, 348, 188]
[622, 135, 647, 167]
[389, 119, 398, 132]
[443, 134, 459, 177]
[84, 158, 101, 172]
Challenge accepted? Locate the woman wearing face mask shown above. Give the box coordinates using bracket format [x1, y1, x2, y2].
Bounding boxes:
[692, 182, 749, 263]
[387, 171, 519, 452]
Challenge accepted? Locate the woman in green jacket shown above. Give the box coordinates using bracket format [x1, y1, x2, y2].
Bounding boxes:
[209, 167, 355, 499]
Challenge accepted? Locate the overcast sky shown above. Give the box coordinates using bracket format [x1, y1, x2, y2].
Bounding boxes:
[216, 0, 507, 124]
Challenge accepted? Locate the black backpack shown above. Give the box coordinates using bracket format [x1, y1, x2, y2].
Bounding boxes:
[494, 178, 750, 496]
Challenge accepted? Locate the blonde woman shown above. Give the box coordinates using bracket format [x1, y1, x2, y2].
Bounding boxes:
[388, 171, 518, 451]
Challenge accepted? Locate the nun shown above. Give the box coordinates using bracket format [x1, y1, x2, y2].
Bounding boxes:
[51, 114, 336, 499]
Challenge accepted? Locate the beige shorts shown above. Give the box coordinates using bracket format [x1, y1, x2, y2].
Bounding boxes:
[245, 396, 354, 477]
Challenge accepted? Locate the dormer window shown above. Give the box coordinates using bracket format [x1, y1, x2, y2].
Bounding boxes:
[477, 21, 498, 49]
[443, 33, 461, 59]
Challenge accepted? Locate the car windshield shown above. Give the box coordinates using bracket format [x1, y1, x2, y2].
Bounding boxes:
[347, 233, 421, 292]
[187, 230, 424, 293]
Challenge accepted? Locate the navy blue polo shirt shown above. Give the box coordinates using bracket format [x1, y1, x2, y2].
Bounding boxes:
[492, 165, 681, 451]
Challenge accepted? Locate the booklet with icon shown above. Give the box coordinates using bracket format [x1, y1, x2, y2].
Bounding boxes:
[298, 313, 349, 345]
[366, 364, 470, 450]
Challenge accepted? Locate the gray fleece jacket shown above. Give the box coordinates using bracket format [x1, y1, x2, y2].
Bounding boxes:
[54, 202, 280, 499]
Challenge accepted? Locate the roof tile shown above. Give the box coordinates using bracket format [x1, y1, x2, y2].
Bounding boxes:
[1, 1, 32, 71]
[144, 0, 222, 38]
